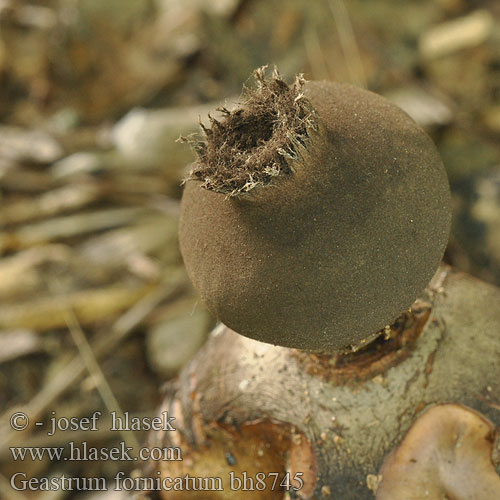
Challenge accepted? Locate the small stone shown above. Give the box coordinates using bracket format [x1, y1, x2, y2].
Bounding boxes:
[146, 302, 212, 377]
[366, 474, 382, 494]
[333, 434, 343, 445]
[321, 485, 331, 497]
[483, 106, 500, 134]
[0, 126, 63, 163]
[51, 152, 102, 178]
[111, 103, 218, 168]
[419, 10, 494, 59]
[386, 87, 453, 127]
[238, 379, 250, 391]
[0, 329, 41, 363]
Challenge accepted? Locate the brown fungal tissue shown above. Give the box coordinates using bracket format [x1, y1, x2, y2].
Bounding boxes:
[376, 404, 500, 499]
[179, 68, 451, 352]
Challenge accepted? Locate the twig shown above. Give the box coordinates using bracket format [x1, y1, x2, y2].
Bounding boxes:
[0, 285, 153, 331]
[329, 0, 367, 88]
[303, 24, 330, 81]
[62, 304, 141, 453]
[0, 271, 187, 447]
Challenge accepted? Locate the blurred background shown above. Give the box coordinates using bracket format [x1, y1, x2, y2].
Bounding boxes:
[0, 0, 499, 498]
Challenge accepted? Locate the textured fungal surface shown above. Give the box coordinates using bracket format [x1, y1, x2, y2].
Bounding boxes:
[185, 68, 316, 196]
[179, 70, 452, 351]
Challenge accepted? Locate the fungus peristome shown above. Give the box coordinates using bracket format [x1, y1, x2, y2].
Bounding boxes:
[376, 404, 500, 499]
[179, 68, 451, 351]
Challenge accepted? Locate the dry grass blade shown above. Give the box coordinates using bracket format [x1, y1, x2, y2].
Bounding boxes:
[63, 304, 141, 452]
[0, 245, 70, 300]
[0, 285, 153, 331]
[0, 183, 101, 226]
[0, 207, 148, 252]
[303, 24, 330, 81]
[0, 271, 187, 447]
[328, 0, 367, 88]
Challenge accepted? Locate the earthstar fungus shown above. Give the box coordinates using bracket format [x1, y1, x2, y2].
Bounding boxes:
[179, 69, 451, 351]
